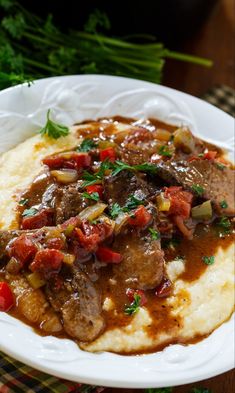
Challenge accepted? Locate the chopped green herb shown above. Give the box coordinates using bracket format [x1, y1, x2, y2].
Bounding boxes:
[77, 139, 97, 152]
[202, 255, 215, 265]
[39, 109, 69, 139]
[216, 162, 225, 170]
[18, 198, 28, 206]
[133, 162, 158, 174]
[149, 228, 160, 240]
[112, 160, 158, 176]
[124, 294, 141, 316]
[82, 160, 113, 186]
[22, 207, 38, 217]
[216, 216, 232, 235]
[82, 191, 100, 201]
[220, 200, 228, 209]
[109, 203, 123, 219]
[198, 153, 204, 157]
[191, 184, 205, 196]
[123, 195, 144, 211]
[158, 145, 172, 157]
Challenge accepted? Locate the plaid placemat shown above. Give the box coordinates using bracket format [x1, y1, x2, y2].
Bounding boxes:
[0, 84, 234, 393]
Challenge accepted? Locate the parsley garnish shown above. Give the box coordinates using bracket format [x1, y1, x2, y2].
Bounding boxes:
[159, 145, 172, 157]
[216, 162, 225, 170]
[77, 139, 97, 152]
[82, 160, 157, 187]
[112, 160, 157, 176]
[109, 203, 123, 219]
[82, 192, 100, 201]
[202, 255, 215, 265]
[216, 216, 231, 235]
[220, 200, 228, 209]
[22, 207, 38, 217]
[19, 198, 28, 206]
[149, 228, 160, 240]
[198, 153, 204, 157]
[191, 184, 205, 196]
[39, 109, 69, 139]
[124, 294, 141, 316]
[123, 195, 144, 211]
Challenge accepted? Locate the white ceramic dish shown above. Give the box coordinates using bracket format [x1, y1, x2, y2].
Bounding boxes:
[0, 75, 234, 388]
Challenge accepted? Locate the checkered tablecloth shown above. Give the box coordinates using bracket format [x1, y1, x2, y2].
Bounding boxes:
[0, 84, 234, 393]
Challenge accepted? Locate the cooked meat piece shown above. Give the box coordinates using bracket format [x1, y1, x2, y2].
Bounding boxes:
[46, 265, 105, 342]
[7, 273, 62, 333]
[103, 170, 153, 207]
[157, 160, 235, 216]
[0, 231, 17, 260]
[55, 184, 91, 224]
[112, 223, 164, 290]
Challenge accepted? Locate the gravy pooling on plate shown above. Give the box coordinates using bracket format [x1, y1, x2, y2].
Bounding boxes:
[0, 116, 234, 354]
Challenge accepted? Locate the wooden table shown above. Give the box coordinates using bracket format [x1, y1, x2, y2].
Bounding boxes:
[109, 0, 235, 391]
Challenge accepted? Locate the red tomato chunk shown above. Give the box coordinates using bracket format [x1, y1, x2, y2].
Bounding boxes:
[75, 221, 113, 252]
[126, 288, 147, 306]
[8, 235, 37, 266]
[86, 185, 104, 199]
[96, 246, 123, 264]
[203, 150, 217, 160]
[30, 249, 64, 274]
[165, 186, 193, 220]
[0, 282, 14, 312]
[21, 209, 54, 230]
[42, 152, 91, 170]
[128, 206, 152, 227]
[100, 147, 116, 162]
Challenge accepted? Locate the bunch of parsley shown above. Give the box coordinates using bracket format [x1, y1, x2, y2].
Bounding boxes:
[0, 0, 212, 89]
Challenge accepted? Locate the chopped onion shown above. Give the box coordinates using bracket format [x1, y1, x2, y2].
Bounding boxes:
[114, 212, 129, 234]
[26, 271, 46, 289]
[51, 169, 78, 184]
[78, 203, 107, 221]
[191, 200, 212, 220]
[154, 129, 172, 142]
[173, 127, 195, 153]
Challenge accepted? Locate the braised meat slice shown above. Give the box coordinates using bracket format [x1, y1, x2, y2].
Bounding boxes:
[103, 170, 154, 207]
[112, 223, 164, 290]
[46, 265, 105, 342]
[157, 160, 235, 216]
[54, 184, 91, 224]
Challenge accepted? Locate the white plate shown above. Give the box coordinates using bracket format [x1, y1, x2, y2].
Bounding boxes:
[0, 75, 234, 388]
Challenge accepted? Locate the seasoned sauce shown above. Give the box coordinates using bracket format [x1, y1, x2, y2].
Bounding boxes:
[0, 116, 234, 354]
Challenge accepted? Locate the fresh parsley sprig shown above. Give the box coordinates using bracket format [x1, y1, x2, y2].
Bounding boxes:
[0, 0, 212, 90]
[124, 294, 141, 316]
[191, 184, 205, 196]
[77, 139, 97, 152]
[22, 207, 38, 217]
[39, 110, 69, 139]
[82, 191, 100, 201]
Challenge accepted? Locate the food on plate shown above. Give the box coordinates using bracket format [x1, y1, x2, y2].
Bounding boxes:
[0, 113, 234, 354]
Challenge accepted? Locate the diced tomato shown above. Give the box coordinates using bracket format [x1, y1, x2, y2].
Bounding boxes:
[46, 237, 64, 250]
[203, 150, 217, 160]
[8, 235, 38, 266]
[75, 221, 113, 252]
[60, 216, 80, 232]
[86, 185, 104, 199]
[128, 205, 152, 227]
[42, 152, 91, 170]
[126, 288, 147, 306]
[100, 147, 116, 162]
[96, 246, 123, 264]
[21, 209, 54, 230]
[0, 282, 14, 312]
[165, 187, 193, 220]
[155, 277, 172, 298]
[30, 249, 64, 274]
